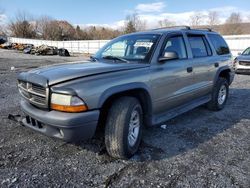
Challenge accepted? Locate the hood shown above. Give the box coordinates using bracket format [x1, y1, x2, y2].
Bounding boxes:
[18, 61, 149, 86]
[236, 55, 250, 61]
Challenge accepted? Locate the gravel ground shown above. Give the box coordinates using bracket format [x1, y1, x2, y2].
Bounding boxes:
[0, 49, 249, 188]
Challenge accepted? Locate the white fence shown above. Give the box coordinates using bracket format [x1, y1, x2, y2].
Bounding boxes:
[7, 37, 109, 54]
[8, 35, 250, 56]
[223, 35, 250, 56]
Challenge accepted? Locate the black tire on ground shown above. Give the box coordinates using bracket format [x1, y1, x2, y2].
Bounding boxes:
[105, 97, 143, 159]
[207, 77, 229, 111]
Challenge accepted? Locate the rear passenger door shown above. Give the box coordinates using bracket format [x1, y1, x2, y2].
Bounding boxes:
[186, 34, 215, 97]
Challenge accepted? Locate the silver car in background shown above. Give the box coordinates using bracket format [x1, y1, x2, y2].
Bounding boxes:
[234, 47, 250, 74]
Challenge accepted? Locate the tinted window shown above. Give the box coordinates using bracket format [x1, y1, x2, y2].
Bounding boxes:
[208, 34, 230, 55]
[188, 35, 211, 58]
[163, 36, 187, 59]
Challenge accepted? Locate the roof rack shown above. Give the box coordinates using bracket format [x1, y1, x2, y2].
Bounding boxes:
[151, 26, 213, 32]
[152, 26, 191, 31]
[190, 27, 213, 32]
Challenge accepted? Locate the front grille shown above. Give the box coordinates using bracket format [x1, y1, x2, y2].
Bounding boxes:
[31, 84, 47, 95]
[239, 61, 250, 66]
[18, 80, 49, 108]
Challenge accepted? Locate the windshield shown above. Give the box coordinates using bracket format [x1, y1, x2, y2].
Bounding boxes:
[94, 34, 160, 63]
[242, 47, 250, 55]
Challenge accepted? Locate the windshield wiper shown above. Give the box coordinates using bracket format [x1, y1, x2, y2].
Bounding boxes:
[102, 55, 128, 63]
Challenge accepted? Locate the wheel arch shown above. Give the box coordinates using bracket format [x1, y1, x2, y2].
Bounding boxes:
[214, 66, 234, 85]
[98, 83, 153, 127]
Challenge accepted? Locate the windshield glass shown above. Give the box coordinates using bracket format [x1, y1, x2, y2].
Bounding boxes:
[94, 34, 160, 63]
[242, 47, 250, 55]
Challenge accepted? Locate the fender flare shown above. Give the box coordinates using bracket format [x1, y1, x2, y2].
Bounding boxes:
[213, 66, 234, 85]
[98, 82, 152, 108]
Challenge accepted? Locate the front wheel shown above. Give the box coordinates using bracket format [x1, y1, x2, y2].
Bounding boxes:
[104, 97, 143, 159]
[207, 77, 229, 111]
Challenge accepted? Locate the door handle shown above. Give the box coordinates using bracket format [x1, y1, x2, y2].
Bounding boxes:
[187, 67, 193, 73]
[214, 62, 219, 67]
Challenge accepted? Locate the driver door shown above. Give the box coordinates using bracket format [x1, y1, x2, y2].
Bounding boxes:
[151, 33, 194, 115]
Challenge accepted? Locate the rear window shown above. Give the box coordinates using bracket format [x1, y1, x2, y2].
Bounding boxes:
[208, 34, 230, 55]
[188, 35, 212, 58]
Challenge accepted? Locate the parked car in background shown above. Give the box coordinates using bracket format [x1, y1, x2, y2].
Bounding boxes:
[17, 27, 234, 159]
[234, 47, 250, 74]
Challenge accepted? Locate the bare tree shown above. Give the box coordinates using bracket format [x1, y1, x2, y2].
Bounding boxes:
[226, 12, 242, 24]
[9, 11, 36, 38]
[75, 25, 84, 39]
[35, 16, 53, 39]
[35, 17, 77, 40]
[158, 18, 176, 27]
[124, 13, 146, 34]
[221, 12, 243, 35]
[207, 11, 220, 26]
[190, 12, 205, 26]
[0, 7, 6, 35]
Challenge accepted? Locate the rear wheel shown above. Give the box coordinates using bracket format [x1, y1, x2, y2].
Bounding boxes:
[207, 77, 229, 111]
[105, 97, 143, 159]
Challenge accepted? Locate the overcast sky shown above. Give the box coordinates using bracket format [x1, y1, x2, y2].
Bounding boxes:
[0, 0, 250, 28]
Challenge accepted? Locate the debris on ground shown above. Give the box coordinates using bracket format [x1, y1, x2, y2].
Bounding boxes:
[32, 45, 58, 56]
[0, 41, 70, 56]
[7, 114, 22, 123]
[58, 48, 70, 56]
[0, 42, 12, 49]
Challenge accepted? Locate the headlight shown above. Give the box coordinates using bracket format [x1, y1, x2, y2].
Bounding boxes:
[51, 93, 88, 112]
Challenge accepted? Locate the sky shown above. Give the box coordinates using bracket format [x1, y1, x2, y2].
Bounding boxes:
[0, 0, 250, 29]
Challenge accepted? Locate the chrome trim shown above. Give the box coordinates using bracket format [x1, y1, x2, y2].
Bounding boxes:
[18, 80, 49, 108]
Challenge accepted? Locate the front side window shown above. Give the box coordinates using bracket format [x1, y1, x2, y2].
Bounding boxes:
[208, 34, 230, 55]
[188, 35, 211, 58]
[242, 47, 250, 55]
[95, 34, 160, 62]
[162, 36, 187, 59]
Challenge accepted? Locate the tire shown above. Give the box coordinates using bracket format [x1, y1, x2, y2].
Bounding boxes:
[207, 77, 229, 111]
[105, 97, 143, 159]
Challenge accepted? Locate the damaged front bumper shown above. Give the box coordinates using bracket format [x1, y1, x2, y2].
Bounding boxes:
[20, 100, 100, 142]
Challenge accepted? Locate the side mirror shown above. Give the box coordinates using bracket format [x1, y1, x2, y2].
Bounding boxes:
[90, 55, 97, 62]
[238, 52, 241, 55]
[159, 52, 179, 62]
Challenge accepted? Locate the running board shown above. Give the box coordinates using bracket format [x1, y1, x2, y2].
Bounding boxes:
[152, 95, 211, 126]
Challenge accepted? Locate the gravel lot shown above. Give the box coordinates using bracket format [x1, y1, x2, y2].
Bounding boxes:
[0, 49, 249, 188]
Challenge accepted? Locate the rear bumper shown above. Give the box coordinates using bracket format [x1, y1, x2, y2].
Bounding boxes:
[20, 100, 100, 142]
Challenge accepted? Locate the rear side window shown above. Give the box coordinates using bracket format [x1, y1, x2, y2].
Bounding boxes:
[188, 35, 212, 58]
[208, 34, 230, 55]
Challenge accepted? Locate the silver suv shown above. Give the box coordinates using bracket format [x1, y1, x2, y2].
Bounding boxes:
[18, 26, 234, 159]
[234, 47, 250, 74]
